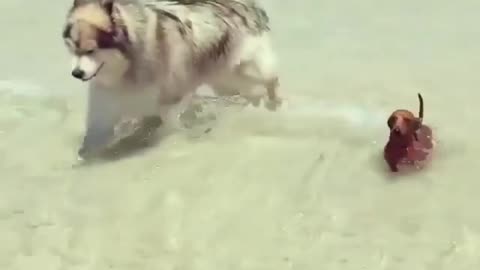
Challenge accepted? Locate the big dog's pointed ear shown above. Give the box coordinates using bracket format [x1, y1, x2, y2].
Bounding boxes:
[100, 0, 114, 15]
[73, 0, 89, 7]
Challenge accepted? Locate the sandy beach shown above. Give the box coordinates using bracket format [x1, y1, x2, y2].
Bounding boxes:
[1, 0, 480, 269]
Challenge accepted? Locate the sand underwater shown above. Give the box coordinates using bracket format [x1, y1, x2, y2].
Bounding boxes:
[1, 0, 480, 269]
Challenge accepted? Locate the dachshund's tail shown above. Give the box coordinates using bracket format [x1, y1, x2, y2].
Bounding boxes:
[417, 93, 424, 119]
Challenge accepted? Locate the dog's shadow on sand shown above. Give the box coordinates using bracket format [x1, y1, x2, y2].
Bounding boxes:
[74, 102, 219, 167]
[100, 117, 162, 161]
[72, 95, 268, 167]
[73, 116, 166, 167]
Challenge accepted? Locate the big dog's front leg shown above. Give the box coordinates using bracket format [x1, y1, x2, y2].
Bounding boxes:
[78, 84, 121, 160]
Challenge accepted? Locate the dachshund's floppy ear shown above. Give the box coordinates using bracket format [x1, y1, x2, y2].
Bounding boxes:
[412, 118, 422, 141]
[387, 115, 397, 129]
[413, 132, 419, 141]
[412, 118, 422, 131]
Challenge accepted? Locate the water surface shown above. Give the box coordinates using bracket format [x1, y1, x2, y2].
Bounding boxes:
[1, 0, 479, 269]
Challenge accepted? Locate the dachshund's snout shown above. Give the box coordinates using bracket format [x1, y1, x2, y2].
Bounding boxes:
[392, 127, 401, 135]
[390, 126, 404, 137]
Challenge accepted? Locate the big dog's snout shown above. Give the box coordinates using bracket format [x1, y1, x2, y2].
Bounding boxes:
[71, 68, 85, 79]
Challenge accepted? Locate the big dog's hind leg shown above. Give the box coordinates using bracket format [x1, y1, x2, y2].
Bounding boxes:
[234, 61, 281, 111]
[157, 93, 194, 132]
[235, 36, 282, 111]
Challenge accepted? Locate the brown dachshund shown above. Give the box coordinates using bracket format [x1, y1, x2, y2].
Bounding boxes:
[384, 93, 434, 172]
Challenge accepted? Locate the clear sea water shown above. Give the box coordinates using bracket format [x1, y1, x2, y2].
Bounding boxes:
[1, 0, 479, 269]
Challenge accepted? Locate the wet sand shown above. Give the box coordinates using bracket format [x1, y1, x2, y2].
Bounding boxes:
[1, 0, 480, 269]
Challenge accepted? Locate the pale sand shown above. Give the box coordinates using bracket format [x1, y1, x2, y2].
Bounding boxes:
[1, 0, 480, 269]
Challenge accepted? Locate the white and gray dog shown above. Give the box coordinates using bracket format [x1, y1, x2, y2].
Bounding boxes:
[62, 0, 281, 159]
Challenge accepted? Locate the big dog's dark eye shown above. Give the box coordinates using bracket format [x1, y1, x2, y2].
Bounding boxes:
[85, 49, 95, 55]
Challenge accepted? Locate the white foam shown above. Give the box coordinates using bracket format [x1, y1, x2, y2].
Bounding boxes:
[278, 96, 387, 129]
[199, 93, 388, 130]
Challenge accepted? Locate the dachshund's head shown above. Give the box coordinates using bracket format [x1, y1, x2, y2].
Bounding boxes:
[387, 110, 421, 138]
[387, 93, 425, 141]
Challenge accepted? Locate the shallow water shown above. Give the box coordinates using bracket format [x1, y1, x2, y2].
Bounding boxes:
[1, 0, 480, 269]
